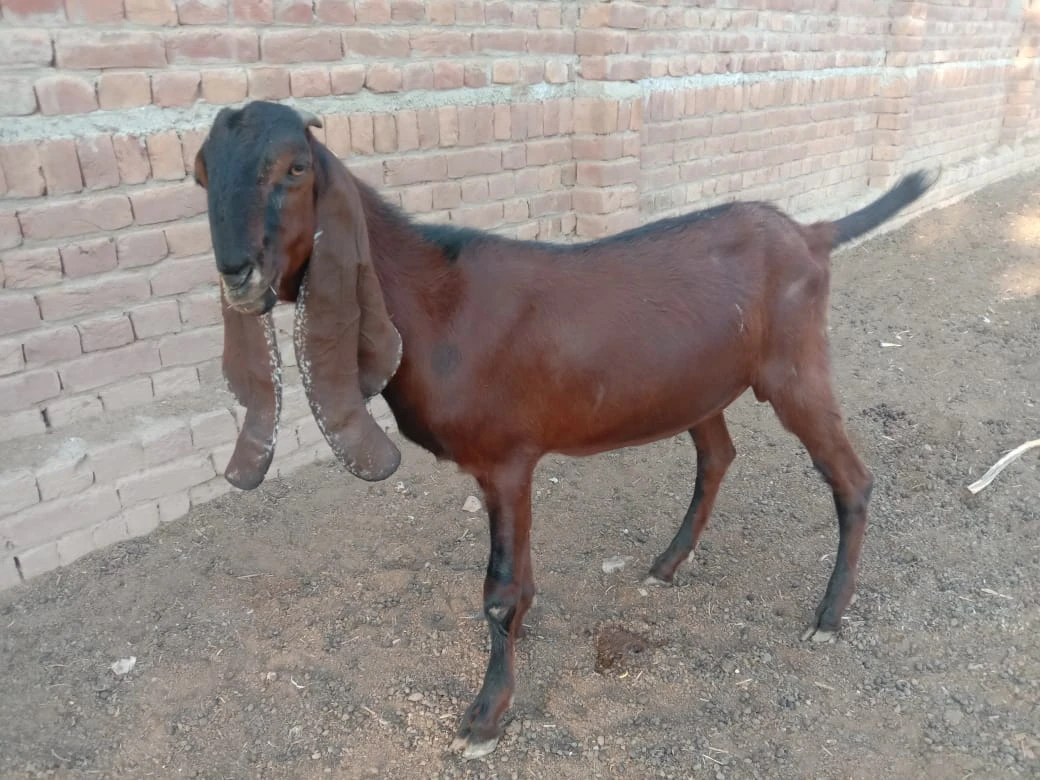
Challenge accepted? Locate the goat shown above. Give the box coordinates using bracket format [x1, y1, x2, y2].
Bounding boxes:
[193, 100, 939, 759]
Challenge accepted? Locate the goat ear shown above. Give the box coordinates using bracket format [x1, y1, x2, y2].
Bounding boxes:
[293, 137, 402, 481]
[220, 287, 283, 490]
[193, 146, 208, 189]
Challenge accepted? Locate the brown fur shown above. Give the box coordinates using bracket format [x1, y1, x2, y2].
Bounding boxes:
[196, 101, 939, 759]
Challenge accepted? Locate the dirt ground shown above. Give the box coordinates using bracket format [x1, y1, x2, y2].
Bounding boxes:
[2, 171, 1039, 780]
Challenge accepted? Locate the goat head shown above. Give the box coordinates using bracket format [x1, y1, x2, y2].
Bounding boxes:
[193, 102, 403, 490]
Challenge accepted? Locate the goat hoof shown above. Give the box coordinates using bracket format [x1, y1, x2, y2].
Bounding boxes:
[451, 735, 500, 760]
[800, 625, 837, 643]
[642, 575, 671, 588]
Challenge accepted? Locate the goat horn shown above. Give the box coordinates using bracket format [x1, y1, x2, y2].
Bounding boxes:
[296, 109, 323, 129]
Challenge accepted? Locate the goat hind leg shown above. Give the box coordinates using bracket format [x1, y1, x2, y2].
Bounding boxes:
[646, 413, 735, 585]
[766, 373, 873, 643]
[451, 461, 535, 760]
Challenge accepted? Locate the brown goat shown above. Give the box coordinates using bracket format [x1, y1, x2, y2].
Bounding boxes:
[194, 100, 939, 759]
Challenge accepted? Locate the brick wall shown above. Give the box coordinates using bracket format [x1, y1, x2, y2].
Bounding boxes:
[3, 0, 1040, 590]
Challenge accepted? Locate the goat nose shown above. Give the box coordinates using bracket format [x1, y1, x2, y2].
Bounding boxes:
[223, 265, 253, 290]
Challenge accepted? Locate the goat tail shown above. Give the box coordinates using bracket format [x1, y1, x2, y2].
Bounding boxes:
[827, 167, 942, 249]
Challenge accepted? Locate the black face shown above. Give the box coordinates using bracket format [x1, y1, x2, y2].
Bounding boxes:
[196, 101, 314, 315]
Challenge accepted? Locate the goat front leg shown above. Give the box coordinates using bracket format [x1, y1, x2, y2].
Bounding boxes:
[451, 459, 536, 760]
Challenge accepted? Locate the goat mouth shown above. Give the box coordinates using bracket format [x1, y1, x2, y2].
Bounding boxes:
[221, 268, 280, 315]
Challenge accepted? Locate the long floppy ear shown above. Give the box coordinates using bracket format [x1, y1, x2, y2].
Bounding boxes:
[293, 137, 402, 481]
[220, 287, 283, 490]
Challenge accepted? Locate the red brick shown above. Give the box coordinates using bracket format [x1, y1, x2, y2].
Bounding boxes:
[365, 63, 402, 93]
[446, 147, 502, 178]
[65, 0, 123, 21]
[355, 0, 390, 23]
[36, 449, 94, 503]
[322, 115, 351, 158]
[38, 274, 150, 324]
[117, 229, 168, 269]
[189, 408, 237, 450]
[98, 72, 152, 110]
[56, 31, 165, 69]
[412, 30, 471, 56]
[576, 158, 639, 187]
[460, 177, 489, 203]
[59, 238, 117, 281]
[178, 289, 220, 328]
[2, 247, 62, 288]
[316, 0, 353, 22]
[0, 213, 21, 253]
[385, 156, 447, 186]
[78, 314, 134, 352]
[262, 30, 340, 64]
[164, 220, 212, 256]
[399, 184, 433, 213]
[464, 63, 489, 87]
[410, 107, 437, 149]
[76, 136, 120, 190]
[372, 114, 397, 154]
[0, 409, 45, 441]
[390, 0, 421, 21]
[112, 134, 152, 184]
[60, 341, 160, 393]
[401, 62, 434, 91]
[131, 181, 205, 225]
[157, 491, 190, 524]
[0, 470, 39, 518]
[200, 68, 246, 103]
[2, 487, 120, 555]
[18, 194, 132, 241]
[158, 325, 221, 367]
[117, 455, 214, 506]
[85, 438, 139, 484]
[152, 365, 198, 397]
[573, 98, 619, 134]
[290, 67, 331, 97]
[166, 29, 259, 64]
[343, 28, 409, 58]
[231, 0, 271, 21]
[348, 113, 374, 154]
[424, 0, 451, 22]
[330, 64, 365, 95]
[438, 105, 459, 146]
[144, 131, 184, 181]
[528, 137, 572, 167]
[190, 475, 231, 506]
[248, 67, 289, 99]
[0, 340, 23, 378]
[22, 327, 80, 366]
[0, 143, 44, 198]
[391, 110, 418, 152]
[433, 61, 465, 90]
[176, 0, 227, 23]
[474, 29, 525, 52]
[100, 377, 154, 411]
[151, 71, 200, 108]
[0, 32, 50, 69]
[272, 0, 309, 21]
[8, 0, 62, 23]
[129, 300, 181, 339]
[125, 0, 175, 23]
[0, 76, 38, 117]
[149, 254, 215, 296]
[449, 202, 503, 229]
[502, 144, 526, 170]
[491, 60, 520, 84]
[0, 369, 60, 413]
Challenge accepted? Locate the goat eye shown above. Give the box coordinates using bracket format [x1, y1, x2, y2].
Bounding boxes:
[289, 163, 307, 176]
